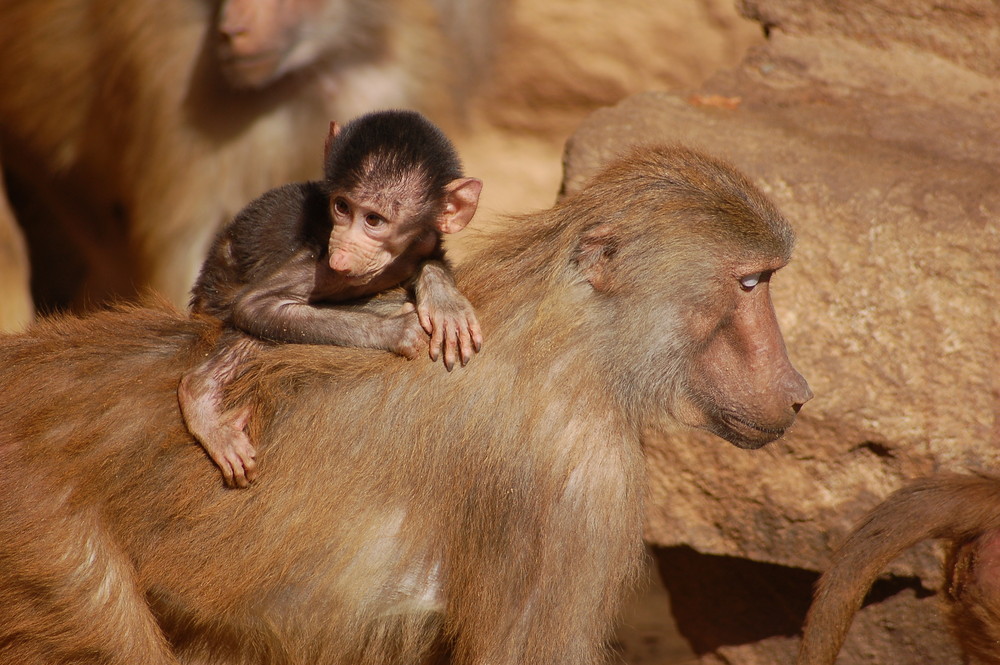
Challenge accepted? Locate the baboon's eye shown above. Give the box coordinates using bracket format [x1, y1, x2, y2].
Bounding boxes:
[739, 271, 772, 291]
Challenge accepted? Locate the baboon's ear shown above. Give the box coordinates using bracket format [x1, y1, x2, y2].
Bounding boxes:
[436, 178, 483, 234]
[323, 121, 342, 162]
[575, 224, 618, 292]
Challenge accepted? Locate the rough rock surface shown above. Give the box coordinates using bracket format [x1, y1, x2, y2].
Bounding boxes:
[562, 2, 1000, 663]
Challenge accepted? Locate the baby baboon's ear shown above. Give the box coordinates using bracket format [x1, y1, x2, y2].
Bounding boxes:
[436, 178, 483, 234]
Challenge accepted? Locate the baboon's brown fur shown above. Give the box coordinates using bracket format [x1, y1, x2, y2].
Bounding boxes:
[0, 145, 809, 665]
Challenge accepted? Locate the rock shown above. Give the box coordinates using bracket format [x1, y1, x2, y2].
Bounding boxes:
[562, 2, 1000, 663]
[478, 0, 762, 136]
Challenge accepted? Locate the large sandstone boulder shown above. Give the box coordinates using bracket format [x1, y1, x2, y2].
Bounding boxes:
[562, 2, 1000, 663]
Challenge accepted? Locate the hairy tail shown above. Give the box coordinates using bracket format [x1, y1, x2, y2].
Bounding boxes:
[797, 473, 1000, 665]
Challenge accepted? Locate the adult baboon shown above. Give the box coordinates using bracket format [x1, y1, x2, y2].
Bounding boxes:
[0, 145, 810, 664]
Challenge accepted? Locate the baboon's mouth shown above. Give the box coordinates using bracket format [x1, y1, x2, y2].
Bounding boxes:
[328, 264, 380, 284]
[711, 412, 787, 450]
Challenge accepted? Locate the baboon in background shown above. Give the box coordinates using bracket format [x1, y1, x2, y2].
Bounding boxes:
[0, 145, 811, 664]
[798, 473, 1000, 665]
[0, 0, 502, 332]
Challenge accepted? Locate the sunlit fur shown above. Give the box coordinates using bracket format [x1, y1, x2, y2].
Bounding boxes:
[0, 145, 800, 664]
